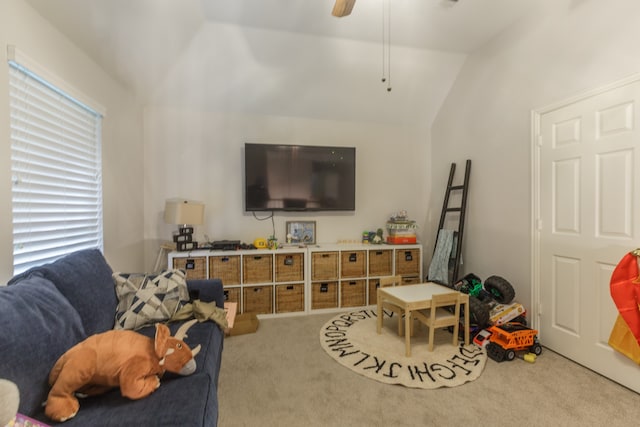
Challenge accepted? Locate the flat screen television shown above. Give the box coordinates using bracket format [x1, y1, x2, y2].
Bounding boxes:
[244, 143, 356, 211]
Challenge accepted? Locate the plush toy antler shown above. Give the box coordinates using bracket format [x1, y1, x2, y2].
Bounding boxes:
[157, 319, 201, 375]
[45, 319, 201, 422]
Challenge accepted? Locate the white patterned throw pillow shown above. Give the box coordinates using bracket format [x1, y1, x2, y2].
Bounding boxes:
[113, 269, 190, 330]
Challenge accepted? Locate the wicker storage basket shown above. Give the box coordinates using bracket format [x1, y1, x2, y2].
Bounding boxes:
[243, 285, 273, 314]
[172, 257, 206, 280]
[209, 255, 241, 285]
[223, 287, 242, 313]
[275, 253, 304, 282]
[340, 279, 366, 307]
[275, 283, 305, 313]
[311, 281, 338, 309]
[340, 251, 366, 278]
[395, 249, 420, 275]
[368, 249, 392, 276]
[311, 252, 339, 281]
[243, 254, 273, 284]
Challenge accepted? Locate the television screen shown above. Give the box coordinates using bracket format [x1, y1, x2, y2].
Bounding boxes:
[244, 143, 356, 211]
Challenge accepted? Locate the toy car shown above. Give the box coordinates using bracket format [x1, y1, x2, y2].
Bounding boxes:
[451, 274, 517, 328]
[473, 329, 492, 348]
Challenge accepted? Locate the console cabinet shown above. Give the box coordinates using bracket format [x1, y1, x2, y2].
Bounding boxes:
[168, 248, 306, 317]
[168, 243, 422, 317]
[307, 244, 422, 312]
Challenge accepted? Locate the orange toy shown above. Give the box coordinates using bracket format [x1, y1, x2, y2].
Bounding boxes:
[608, 250, 640, 363]
[485, 322, 542, 362]
[609, 251, 640, 346]
[45, 319, 201, 422]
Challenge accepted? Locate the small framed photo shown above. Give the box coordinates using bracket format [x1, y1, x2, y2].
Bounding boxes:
[286, 221, 316, 245]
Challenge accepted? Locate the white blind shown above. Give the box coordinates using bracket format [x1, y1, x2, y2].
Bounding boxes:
[9, 60, 104, 274]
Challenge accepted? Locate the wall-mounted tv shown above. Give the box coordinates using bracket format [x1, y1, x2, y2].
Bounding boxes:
[244, 143, 356, 212]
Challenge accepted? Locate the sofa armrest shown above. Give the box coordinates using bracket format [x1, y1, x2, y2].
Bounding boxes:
[186, 279, 224, 308]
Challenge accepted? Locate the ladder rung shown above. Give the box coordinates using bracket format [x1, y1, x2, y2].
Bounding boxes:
[445, 208, 462, 212]
[449, 185, 465, 191]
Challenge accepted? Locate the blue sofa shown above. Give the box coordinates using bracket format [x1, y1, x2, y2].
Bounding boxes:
[0, 249, 224, 426]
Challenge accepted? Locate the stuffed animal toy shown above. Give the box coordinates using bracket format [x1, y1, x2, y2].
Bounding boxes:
[372, 228, 384, 244]
[45, 319, 201, 422]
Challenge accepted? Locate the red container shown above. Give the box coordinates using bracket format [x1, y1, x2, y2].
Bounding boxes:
[386, 235, 417, 244]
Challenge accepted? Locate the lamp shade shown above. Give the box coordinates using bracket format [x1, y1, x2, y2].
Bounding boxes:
[164, 200, 205, 226]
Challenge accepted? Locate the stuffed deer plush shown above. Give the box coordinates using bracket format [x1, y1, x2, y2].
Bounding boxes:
[45, 319, 201, 422]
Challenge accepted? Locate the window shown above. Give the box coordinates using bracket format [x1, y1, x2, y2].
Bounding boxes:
[8, 48, 104, 274]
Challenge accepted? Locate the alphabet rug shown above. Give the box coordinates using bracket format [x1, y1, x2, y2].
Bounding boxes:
[319, 309, 487, 389]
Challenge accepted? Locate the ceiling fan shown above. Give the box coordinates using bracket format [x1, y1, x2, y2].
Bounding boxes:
[332, 0, 356, 18]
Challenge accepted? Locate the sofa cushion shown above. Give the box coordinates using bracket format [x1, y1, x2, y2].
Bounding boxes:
[8, 249, 117, 336]
[30, 319, 224, 426]
[30, 372, 218, 427]
[0, 275, 86, 416]
[113, 269, 190, 330]
[185, 279, 225, 307]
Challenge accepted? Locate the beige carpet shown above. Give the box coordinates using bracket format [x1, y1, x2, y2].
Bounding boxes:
[319, 309, 487, 388]
[218, 311, 640, 427]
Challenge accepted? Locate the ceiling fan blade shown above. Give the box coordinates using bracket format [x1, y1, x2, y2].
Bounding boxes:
[332, 0, 356, 18]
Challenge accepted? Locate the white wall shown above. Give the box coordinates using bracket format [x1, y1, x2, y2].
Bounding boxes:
[0, 0, 144, 282]
[431, 0, 640, 310]
[143, 107, 432, 269]
[149, 21, 466, 126]
[141, 21, 468, 271]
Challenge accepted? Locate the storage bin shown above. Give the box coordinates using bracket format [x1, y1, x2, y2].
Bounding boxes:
[311, 281, 338, 309]
[311, 252, 339, 281]
[243, 254, 273, 284]
[275, 283, 305, 313]
[243, 285, 273, 315]
[275, 253, 304, 282]
[340, 250, 366, 278]
[340, 279, 366, 307]
[209, 255, 241, 285]
[386, 235, 417, 244]
[368, 249, 392, 276]
[395, 249, 420, 275]
[172, 256, 206, 280]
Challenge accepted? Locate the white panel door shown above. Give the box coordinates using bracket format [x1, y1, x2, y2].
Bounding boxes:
[535, 75, 640, 392]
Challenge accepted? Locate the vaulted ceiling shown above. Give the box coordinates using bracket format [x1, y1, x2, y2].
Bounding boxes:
[24, 0, 543, 125]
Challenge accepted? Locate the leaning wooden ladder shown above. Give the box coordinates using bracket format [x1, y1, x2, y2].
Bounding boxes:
[433, 160, 471, 284]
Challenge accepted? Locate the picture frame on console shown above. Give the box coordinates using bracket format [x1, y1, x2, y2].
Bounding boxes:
[286, 221, 316, 245]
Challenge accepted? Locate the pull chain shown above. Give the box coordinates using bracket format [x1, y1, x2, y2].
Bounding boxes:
[381, 0, 386, 84]
[387, 0, 391, 92]
[381, 0, 392, 92]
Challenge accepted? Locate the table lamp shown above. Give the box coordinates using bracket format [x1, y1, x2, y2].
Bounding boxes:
[164, 200, 205, 251]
